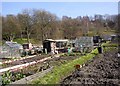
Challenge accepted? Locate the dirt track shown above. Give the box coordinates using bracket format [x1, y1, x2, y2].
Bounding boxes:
[61, 48, 120, 85]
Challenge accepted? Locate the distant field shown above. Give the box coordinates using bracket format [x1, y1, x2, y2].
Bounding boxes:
[88, 29, 116, 36]
[13, 38, 41, 45]
[102, 29, 116, 35]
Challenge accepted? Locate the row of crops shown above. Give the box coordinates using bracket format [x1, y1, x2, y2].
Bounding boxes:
[1, 52, 83, 85]
[31, 42, 118, 84]
[1, 41, 117, 85]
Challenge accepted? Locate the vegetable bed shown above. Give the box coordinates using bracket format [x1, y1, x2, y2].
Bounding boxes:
[1, 53, 82, 85]
[31, 48, 99, 84]
[31, 42, 116, 84]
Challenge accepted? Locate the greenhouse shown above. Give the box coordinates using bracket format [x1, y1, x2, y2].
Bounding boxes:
[0, 41, 23, 58]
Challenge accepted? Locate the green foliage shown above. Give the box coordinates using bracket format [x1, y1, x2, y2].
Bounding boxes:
[102, 42, 118, 52]
[2, 71, 12, 85]
[31, 48, 98, 84]
[2, 63, 8, 68]
[15, 72, 26, 80]
[2, 71, 26, 85]
[103, 43, 118, 47]
[61, 53, 81, 57]
[13, 38, 28, 44]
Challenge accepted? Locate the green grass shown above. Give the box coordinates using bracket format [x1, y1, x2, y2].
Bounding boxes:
[61, 52, 81, 57]
[0, 41, 2, 45]
[13, 38, 40, 44]
[102, 41, 118, 51]
[31, 48, 98, 84]
[29, 42, 117, 85]
[13, 38, 28, 44]
[88, 29, 116, 36]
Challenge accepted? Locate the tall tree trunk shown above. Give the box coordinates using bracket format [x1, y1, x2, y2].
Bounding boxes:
[26, 27, 30, 43]
[41, 28, 44, 43]
[20, 30, 23, 40]
[27, 33, 30, 43]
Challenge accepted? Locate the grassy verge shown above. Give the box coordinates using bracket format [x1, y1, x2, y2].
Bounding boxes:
[31, 42, 117, 84]
[31, 48, 98, 84]
[13, 38, 40, 44]
[102, 41, 118, 52]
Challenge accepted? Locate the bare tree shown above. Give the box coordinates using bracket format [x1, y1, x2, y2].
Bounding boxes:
[2, 15, 20, 41]
[82, 16, 90, 36]
[33, 9, 59, 41]
[61, 16, 82, 39]
[17, 9, 35, 43]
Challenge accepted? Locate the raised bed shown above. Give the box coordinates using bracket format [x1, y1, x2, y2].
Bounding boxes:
[31, 48, 99, 84]
[1, 52, 82, 85]
[30, 42, 117, 84]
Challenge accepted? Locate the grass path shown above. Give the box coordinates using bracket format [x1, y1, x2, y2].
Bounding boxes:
[31, 42, 116, 84]
[31, 48, 99, 84]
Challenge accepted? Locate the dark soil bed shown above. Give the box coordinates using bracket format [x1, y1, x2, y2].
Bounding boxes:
[1, 54, 51, 68]
[1, 53, 82, 85]
[61, 48, 120, 85]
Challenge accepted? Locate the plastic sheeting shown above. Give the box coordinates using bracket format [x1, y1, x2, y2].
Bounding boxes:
[0, 41, 23, 58]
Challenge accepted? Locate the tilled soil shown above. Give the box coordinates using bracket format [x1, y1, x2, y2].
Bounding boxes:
[2, 53, 79, 68]
[2, 54, 81, 83]
[1, 54, 51, 68]
[17, 55, 80, 75]
[61, 49, 120, 85]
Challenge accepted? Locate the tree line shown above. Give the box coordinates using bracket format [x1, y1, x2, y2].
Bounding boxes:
[1, 9, 119, 43]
